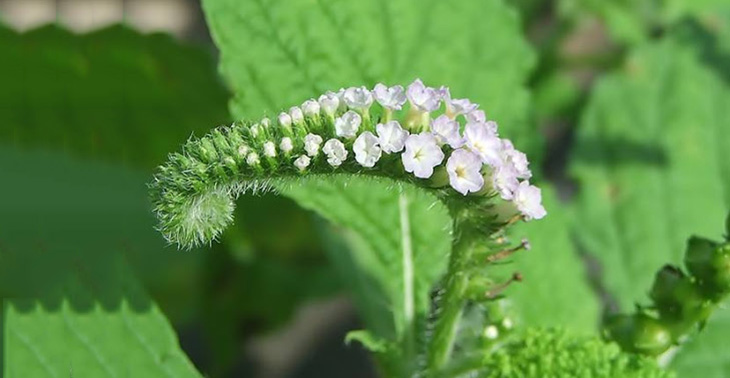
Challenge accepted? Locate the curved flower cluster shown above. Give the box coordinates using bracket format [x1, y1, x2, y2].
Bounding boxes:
[245, 79, 546, 220]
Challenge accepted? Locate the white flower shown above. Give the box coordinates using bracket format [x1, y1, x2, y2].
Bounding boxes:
[492, 166, 519, 200]
[343, 86, 373, 110]
[464, 122, 502, 167]
[376, 120, 409, 153]
[322, 139, 348, 167]
[465, 109, 486, 124]
[446, 149, 484, 195]
[304, 133, 323, 156]
[279, 137, 293, 153]
[431, 115, 464, 148]
[290, 106, 304, 124]
[294, 155, 311, 171]
[278, 112, 292, 128]
[246, 152, 260, 166]
[484, 325, 499, 340]
[334, 111, 361, 138]
[406, 79, 442, 112]
[353, 131, 382, 168]
[302, 99, 320, 117]
[501, 140, 531, 179]
[402, 133, 445, 179]
[513, 181, 547, 220]
[502, 318, 513, 330]
[373, 83, 407, 110]
[260, 118, 271, 128]
[318, 92, 340, 116]
[238, 144, 250, 157]
[250, 124, 261, 138]
[263, 141, 276, 157]
[442, 88, 478, 117]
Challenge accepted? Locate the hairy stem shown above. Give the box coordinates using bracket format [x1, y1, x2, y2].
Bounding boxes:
[427, 229, 472, 371]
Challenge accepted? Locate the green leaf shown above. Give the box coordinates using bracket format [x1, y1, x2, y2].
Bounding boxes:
[4, 259, 200, 378]
[498, 186, 600, 332]
[570, 38, 730, 376]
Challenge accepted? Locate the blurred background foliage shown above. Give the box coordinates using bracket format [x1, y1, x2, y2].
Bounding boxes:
[0, 0, 729, 377]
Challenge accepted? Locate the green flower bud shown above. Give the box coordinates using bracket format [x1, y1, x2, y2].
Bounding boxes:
[649, 265, 712, 336]
[651, 266, 704, 317]
[685, 236, 730, 298]
[604, 313, 672, 356]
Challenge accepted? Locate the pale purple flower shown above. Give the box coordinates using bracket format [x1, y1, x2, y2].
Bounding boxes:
[402, 133, 445, 178]
[353, 131, 382, 168]
[446, 149, 485, 195]
[323, 139, 348, 167]
[492, 166, 519, 200]
[373, 83, 407, 110]
[431, 115, 464, 148]
[335, 111, 361, 139]
[406, 79, 442, 112]
[464, 122, 502, 167]
[513, 181, 547, 220]
[343, 86, 374, 111]
[442, 88, 478, 117]
[304, 133, 323, 156]
[465, 110, 486, 124]
[501, 140, 531, 179]
[318, 92, 340, 116]
[376, 120, 409, 153]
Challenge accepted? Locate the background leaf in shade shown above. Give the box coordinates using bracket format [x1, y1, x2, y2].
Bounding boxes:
[569, 37, 730, 376]
[0, 146, 202, 377]
[0, 24, 230, 169]
[0, 24, 342, 376]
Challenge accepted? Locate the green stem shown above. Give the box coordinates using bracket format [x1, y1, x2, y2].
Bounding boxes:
[426, 216, 474, 372]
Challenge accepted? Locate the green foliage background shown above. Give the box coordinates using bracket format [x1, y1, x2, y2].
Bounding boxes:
[1, 0, 730, 376]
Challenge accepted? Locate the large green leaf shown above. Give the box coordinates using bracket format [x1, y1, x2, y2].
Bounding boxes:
[570, 39, 730, 375]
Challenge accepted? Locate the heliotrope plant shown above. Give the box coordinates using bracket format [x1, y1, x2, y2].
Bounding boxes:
[150, 79, 723, 376]
[151, 79, 545, 249]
